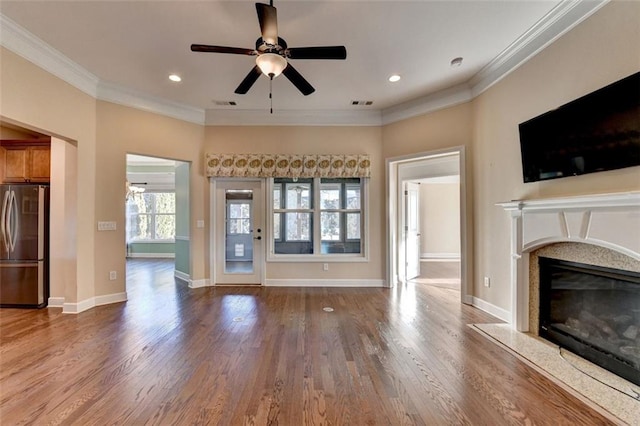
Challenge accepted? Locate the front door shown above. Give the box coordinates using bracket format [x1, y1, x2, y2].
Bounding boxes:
[214, 180, 264, 285]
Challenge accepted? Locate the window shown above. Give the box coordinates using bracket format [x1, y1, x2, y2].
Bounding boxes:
[127, 192, 176, 241]
[271, 178, 364, 257]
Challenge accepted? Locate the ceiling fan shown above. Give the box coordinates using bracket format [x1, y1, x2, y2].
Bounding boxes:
[191, 1, 347, 97]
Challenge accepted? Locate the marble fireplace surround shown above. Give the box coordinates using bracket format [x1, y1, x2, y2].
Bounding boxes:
[499, 191, 640, 332]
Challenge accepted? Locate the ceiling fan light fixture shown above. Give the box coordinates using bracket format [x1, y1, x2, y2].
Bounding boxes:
[256, 53, 287, 78]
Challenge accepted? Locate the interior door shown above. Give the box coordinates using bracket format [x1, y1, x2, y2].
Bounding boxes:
[404, 182, 421, 280]
[214, 180, 263, 285]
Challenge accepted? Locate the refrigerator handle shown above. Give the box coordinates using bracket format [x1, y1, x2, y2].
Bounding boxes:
[9, 190, 18, 253]
[1, 190, 9, 253]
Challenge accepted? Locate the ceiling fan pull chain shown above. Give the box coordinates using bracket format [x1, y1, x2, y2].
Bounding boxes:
[270, 75, 273, 114]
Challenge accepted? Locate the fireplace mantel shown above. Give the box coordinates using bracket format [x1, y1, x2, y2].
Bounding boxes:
[498, 191, 640, 331]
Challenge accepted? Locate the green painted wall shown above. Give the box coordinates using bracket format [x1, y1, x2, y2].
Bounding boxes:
[128, 242, 175, 255]
[175, 161, 190, 275]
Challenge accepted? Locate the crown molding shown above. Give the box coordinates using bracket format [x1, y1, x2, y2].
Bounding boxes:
[0, 13, 99, 97]
[381, 83, 473, 126]
[382, 0, 609, 125]
[468, 0, 609, 97]
[97, 81, 205, 125]
[204, 108, 381, 126]
[1, 1, 609, 127]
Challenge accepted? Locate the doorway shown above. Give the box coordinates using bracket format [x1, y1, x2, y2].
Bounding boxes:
[212, 179, 264, 285]
[387, 147, 471, 304]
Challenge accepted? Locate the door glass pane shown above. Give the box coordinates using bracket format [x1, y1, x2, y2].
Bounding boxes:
[225, 191, 253, 274]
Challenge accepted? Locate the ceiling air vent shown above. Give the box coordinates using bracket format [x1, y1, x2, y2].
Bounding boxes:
[351, 100, 373, 106]
[213, 100, 237, 106]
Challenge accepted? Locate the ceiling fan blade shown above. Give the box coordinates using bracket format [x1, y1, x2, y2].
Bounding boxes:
[287, 46, 347, 60]
[256, 3, 278, 45]
[191, 44, 256, 56]
[282, 63, 315, 96]
[235, 65, 263, 94]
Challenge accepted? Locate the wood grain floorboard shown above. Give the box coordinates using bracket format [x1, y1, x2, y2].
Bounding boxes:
[0, 259, 617, 425]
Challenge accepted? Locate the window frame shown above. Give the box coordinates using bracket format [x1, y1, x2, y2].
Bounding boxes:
[126, 190, 176, 243]
[267, 177, 369, 262]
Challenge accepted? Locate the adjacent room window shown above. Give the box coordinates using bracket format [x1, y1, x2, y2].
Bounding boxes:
[127, 192, 176, 241]
[271, 178, 364, 257]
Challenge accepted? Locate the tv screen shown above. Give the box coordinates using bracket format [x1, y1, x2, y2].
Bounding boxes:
[519, 72, 640, 183]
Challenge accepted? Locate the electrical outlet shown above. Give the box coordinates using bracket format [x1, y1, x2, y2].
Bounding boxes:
[323, 263, 329, 271]
[109, 271, 117, 281]
[484, 276, 490, 288]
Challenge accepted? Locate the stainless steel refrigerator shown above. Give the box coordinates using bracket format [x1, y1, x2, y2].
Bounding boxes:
[0, 184, 49, 308]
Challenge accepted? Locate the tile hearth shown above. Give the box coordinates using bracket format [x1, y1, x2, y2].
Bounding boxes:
[472, 323, 640, 425]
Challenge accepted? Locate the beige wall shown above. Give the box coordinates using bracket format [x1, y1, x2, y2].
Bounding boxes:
[95, 101, 205, 293]
[204, 125, 384, 280]
[0, 1, 637, 314]
[419, 182, 460, 258]
[1, 47, 96, 303]
[470, 1, 640, 310]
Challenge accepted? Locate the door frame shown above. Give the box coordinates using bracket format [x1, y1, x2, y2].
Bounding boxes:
[209, 178, 266, 286]
[386, 146, 471, 305]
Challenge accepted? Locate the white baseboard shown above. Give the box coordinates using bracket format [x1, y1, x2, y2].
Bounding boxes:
[174, 270, 190, 282]
[420, 253, 461, 261]
[471, 296, 510, 323]
[127, 253, 175, 259]
[47, 297, 65, 308]
[189, 278, 211, 288]
[62, 292, 128, 314]
[265, 279, 385, 287]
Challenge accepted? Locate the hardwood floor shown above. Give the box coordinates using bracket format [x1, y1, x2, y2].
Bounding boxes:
[0, 259, 614, 425]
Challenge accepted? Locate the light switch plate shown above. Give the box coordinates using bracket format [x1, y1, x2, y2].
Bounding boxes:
[98, 221, 117, 231]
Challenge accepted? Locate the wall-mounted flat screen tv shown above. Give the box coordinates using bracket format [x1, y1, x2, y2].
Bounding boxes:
[519, 72, 640, 183]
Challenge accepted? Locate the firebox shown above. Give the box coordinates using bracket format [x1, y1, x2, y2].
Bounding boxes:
[539, 257, 640, 386]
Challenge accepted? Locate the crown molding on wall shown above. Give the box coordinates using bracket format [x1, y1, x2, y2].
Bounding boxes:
[0, 14, 99, 98]
[0, 1, 609, 127]
[97, 80, 205, 125]
[381, 83, 473, 126]
[468, 0, 609, 98]
[204, 108, 382, 126]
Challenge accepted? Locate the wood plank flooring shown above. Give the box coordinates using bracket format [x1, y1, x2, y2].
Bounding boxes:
[0, 259, 614, 425]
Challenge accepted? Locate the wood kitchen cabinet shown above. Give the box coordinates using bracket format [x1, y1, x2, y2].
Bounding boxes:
[1, 142, 51, 183]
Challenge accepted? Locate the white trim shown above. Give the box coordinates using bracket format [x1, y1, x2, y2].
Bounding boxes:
[97, 80, 204, 125]
[498, 191, 640, 332]
[469, 0, 609, 98]
[0, 14, 99, 98]
[205, 109, 381, 127]
[1, 1, 608, 126]
[127, 253, 175, 259]
[386, 146, 471, 304]
[47, 297, 65, 308]
[265, 279, 384, 287]
[174, 235, 189, 241]
[62, 292, 127, 314]
[421, 253, 461, 261]
[188, 278, 211, 289]
[471, 296, 511, 323]
[174, 270, 190, 282]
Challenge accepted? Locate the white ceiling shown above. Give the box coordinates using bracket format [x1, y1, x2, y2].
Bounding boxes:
[0, 1, 606, 125]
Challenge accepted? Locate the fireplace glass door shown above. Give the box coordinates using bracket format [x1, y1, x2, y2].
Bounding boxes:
[539, 257, 640, 386]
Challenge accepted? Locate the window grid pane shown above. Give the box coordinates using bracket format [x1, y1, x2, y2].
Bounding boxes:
[321, 212, 341, 241]
[127, 192, 176, 241]
[285, 212, 311, 241]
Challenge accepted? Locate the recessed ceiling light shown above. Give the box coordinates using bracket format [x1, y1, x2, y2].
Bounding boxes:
[169, 74, 182, 82]
[388, 74, 401, 83]
[450, 57, 463, 68]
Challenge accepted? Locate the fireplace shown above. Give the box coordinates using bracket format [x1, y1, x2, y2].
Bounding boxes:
[499, 191, 640, 384]
[539, 257, 640, 386]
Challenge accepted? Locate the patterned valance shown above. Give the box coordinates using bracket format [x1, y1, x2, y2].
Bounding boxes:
[205, 153, 371, 178]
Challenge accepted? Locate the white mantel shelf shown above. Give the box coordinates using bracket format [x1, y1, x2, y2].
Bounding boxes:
[497, 191, 640, 331]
